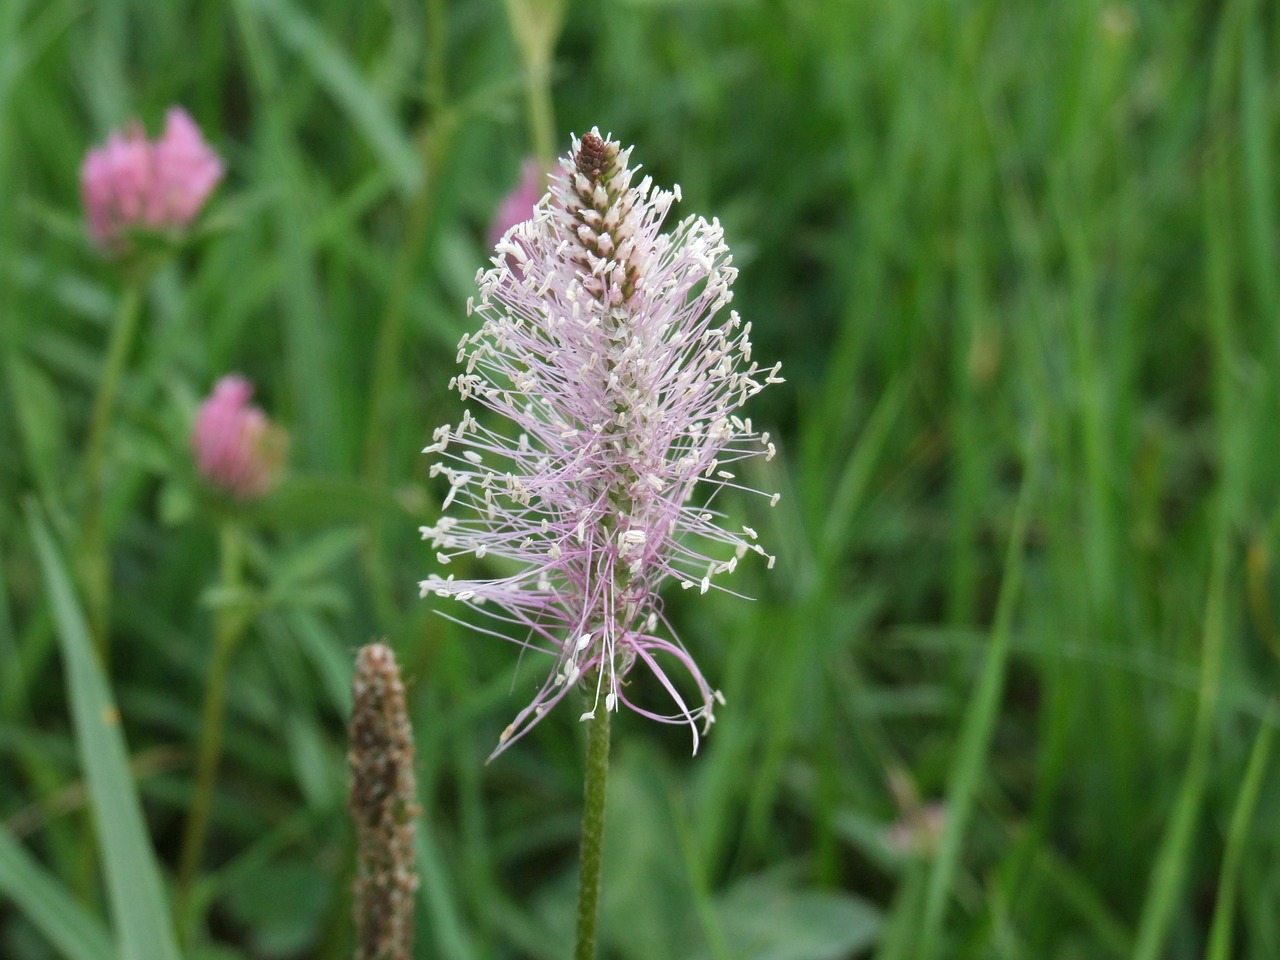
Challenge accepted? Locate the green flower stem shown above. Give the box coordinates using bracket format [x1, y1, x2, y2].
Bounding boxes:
[524, 54, 555, 169]
[573, 698, 611, 960]
[80, 280, 143, 654]
[176, 521, 247, 932]
[501, 0, 563, 167]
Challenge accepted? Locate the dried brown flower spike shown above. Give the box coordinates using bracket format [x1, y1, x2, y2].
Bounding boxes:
[348, 643, 420, 960]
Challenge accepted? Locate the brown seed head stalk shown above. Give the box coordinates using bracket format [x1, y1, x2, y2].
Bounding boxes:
[348, 643, 420, 960]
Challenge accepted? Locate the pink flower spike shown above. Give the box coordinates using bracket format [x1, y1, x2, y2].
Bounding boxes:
[80, 106, 223, 252]
[486, 159, 545, 251]
[420, 129, 783, 759]
[192, 375, 287, 501]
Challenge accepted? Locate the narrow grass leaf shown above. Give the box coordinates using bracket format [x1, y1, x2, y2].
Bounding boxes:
[0, 823, 118, 960]
[872, 864, 927, 960]
[671, 787, 731, 960]
[229, 0, 344, 470]
[1131, 542, 1228, 960]
[25, 503, 183, 960]
[5, 355, 70, 522]
[252, 0, 421, 195]
[415, 815, 479, 960]
[818, 374, 909, 566]
[1205, 710, 1274, 960]
[249, 476, 404, 529]
[1026, 841, 1132, 957]
[1239, 20, 1277, 323]
[917, 455, 1039, 957]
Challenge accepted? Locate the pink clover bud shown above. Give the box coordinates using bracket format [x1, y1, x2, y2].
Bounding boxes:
[81, 107, 223, 251]
[191, 375, 286, 501]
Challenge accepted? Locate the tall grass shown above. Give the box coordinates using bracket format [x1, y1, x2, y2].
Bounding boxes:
[2, 0, 1279, 957]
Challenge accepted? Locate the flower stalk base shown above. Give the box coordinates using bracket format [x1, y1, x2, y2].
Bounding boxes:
[573, 697, 611, 960]
[80, 280, 142, 653]
[176, 521, 246, 927]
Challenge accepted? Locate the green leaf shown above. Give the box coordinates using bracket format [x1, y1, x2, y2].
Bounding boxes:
[599, 750, 693, 959]
[286, 610, 353, 713]
[25, 503, 184, 960]
[269, 528, 363, 589]
[700, 873, 881, 960]
[245, 476, 405, 529]
[416, 816, 480, 960]
[0, 823, 118, 960]
[5, 354, 69, 518]
[222, 857, 330, 957]
[284, 710, 341, 809]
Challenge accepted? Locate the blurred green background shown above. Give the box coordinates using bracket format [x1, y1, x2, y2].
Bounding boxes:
[3, 0, 1280, 957]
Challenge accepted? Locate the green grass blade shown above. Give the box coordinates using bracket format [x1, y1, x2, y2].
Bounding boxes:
[1026, 842, 1132, 958]
[415, 813, 479, 960]
[1205, 710, 1274, 960]
[25, 502, 184, 960]
[917, 454, 1040, 958]
[1131, 542, 1227, 960]
[1238, 12, 1277, 327]
[252, 0, 422, 195]
[817, 374, 909, 568]
[873, 863, 927, 960]
[0, 823, 118, 960]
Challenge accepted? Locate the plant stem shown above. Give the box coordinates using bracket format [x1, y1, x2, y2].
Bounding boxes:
[573, 698, 611, 960]
[525, 54, 555, 168]
[501, 0, 562, 167]
[176, 521, 247, 932]
[80, 280, 143, 655]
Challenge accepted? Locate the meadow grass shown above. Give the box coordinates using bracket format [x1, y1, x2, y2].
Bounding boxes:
[2, 0, 1279, 957]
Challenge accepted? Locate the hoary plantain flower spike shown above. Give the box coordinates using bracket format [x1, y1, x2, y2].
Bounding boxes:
[420, 128, 783, 759]
[348, 643, 419, 960]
